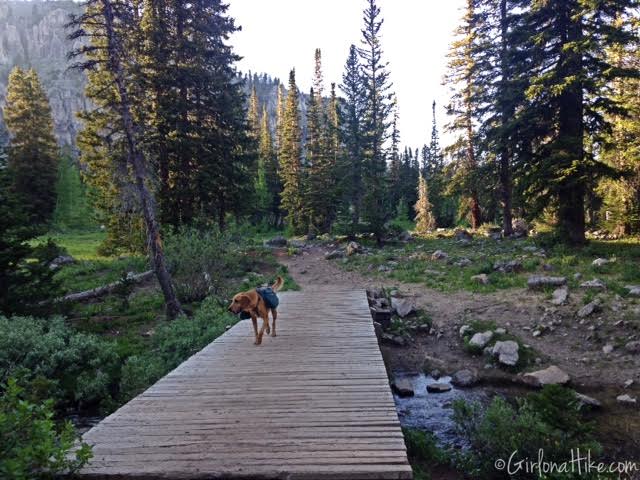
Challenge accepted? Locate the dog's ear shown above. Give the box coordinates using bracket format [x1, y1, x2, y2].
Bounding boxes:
[237, 294, 252, 309]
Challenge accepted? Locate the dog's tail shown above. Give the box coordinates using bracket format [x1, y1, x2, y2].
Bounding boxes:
[271, 275, 284, 292]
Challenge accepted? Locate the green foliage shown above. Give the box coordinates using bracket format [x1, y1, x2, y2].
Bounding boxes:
[0, 316, 120, 409]
[0, 378, 92, 480]
[3, 67, 58, 226]
[0, 172, 60, 316]
[403, 428, 449, 480]
[452, 386, 601, 479]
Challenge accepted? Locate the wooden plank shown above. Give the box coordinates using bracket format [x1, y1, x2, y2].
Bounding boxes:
[77, 290, 412, 480]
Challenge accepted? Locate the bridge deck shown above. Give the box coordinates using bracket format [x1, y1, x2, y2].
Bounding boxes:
[79, 289, 412, 479]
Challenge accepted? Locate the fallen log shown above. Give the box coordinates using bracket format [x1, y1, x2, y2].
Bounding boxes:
[51, 270, 155, 304]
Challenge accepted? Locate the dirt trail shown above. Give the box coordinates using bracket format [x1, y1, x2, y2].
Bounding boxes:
[279, 245, 640, 390]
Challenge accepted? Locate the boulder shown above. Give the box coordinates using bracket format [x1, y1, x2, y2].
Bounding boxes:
[454, 229, 473, 242]
[625, 341, 640, 355]
[454, 258, 472, 267]
[288, 239, 306, 249]
[602, 344, 614, 354]
[576, 393, 602, 409]
[451, 369, 477, 388]
[391, 297, 415, 318]
[469, 331, 494, 349]
[577, 300, 600, 318]
[616, 394, 637, 405]
[264, 235, 287, 247]
[523, 365, 570, 387]
[392, 378, 414, 397]
[580, 278, 606, 290]
[431, 250, 448, 261]
[49, 255, 75, 270]
[625, 285, 640, 297]
[399, 231, 413, 242]
[592, 258, 611, 268]
[459, 325, 472, 337]
[427, 382, 452, 393]
[512, 218, 529, 238]
[493, 259, 523, 273]
[551, 287, 569, 305]
[324, 249, 344, 260]
[346, 241, 362, 256]
[381, 333, 406, 347]
[471, 274, 490, 285]
[491, 341, 519, 366]
[527, 276, 567, 289]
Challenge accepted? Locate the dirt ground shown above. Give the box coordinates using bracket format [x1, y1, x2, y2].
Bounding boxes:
[280, 245, 640, 388]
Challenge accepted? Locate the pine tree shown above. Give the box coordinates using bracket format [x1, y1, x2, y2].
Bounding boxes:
[248, 85, 260, 140]
[258, 106, 281, 226]
[339, 44, 365, 235]
[387, 104, 402, 210]
[599, 17, 640, 235]
[276, 82, 286, 154]
[3, 67, 58, 226]
[414, 173, 436, 234]
[515, 0, 637, 243]
[69, 0, 183, 319]
[278, 69, 304, 233]
[445, 0, 485, 229]
[358, 0, 394, 243]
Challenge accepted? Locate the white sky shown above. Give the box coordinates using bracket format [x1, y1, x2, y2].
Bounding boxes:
[228, 0, 465, 149]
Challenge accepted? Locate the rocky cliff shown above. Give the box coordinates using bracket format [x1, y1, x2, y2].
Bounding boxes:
[0, 1, 86, 146]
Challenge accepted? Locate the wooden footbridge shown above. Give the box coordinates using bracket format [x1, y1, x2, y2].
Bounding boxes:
[78, 289, 412, 479]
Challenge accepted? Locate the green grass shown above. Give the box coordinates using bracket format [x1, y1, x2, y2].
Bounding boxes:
[335, 231, 640, 298]
[35, 231, 108, 260]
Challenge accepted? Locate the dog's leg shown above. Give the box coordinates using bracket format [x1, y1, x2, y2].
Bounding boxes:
[251, 315, 260, 345]
[271, 309, 277, 337]
[256, 316, 268, 345]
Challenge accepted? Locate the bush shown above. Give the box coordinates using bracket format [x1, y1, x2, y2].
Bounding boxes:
[0, 378, 92, 480]
[452, 385, 601, 479]
[0, 316, 120, 409]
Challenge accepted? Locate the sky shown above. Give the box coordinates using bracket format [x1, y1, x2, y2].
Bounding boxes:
[227, 0, 465, 149]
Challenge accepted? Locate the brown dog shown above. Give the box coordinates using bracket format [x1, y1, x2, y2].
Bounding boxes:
[228, 276, 283, 345]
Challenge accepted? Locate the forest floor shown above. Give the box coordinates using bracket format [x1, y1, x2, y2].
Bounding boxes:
[277, 234, 640, 469]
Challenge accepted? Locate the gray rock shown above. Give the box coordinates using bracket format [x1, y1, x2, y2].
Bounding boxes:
[49, 255, 75, 270]
[616, 394, 637, 405]
[346, 241, 362, 256]
[399, 231, 413, 242]
[427, 382, 452, 393]
[523, 365, 570, 387]
[471, 274, 490, 285]
[492, 341, 520, 366]
[495, 327, 507, 335]
[392, 378, 414, 397]
[378, 265, 391, 272]
[577, 300, 600, 318]
[624, 379, 634, 389]
[573, 272, 583, 280]
[576, 393, 602, 409]
[325, 250, 344, 260]
[431, 250, 448, 261]
[512, 218, 529, 237]
[451, 369, 477, 388]
[381, 333, 405, 346]
[494, 259, 523, 273]
[527, 276, 567, 289]
[454, 258, 472, 267]
[625, 341, 640, 354]
[265, 235, 288, 247]
[580, 278, 606, 290]
[454, 229, 473, 242]
[288, 239, 306, 248]
[625, 285, 640, 297]
[391, 297, 415, 318]
[602, 344, 614, 354]
[469, 331, 494, 349]
[592, 258, 611, 267]
[459, 325, 472, 337]
[551, 287, 569, 305]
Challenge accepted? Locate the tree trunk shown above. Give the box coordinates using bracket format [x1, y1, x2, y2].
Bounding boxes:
[101, 0, 183, 319]
[557, 4, 586, 244]
[499, 0, 513, 236]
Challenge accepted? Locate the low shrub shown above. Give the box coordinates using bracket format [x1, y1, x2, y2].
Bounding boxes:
[452, 385, 601, 479]
[403, 428, 449, 480]
[0, 378, 92, 480]
[0, 316, 120, 409]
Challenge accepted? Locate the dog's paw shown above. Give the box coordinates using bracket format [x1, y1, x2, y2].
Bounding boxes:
[265, 326, 271, 334]
[271, 332, 277, 337]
